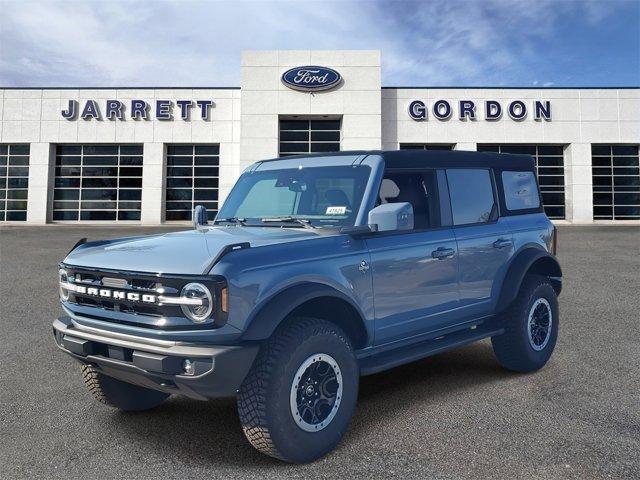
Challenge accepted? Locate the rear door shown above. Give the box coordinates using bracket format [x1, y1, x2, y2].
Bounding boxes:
[367, 169, 460, 345]
[446, 168, 515, 318]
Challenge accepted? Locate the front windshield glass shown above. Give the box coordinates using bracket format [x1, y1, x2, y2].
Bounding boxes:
[217, 164, 371, 228]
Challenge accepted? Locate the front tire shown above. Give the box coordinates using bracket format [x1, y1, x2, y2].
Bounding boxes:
[492, 275, 559, 372]
[237, 317, 359, 463]
[81, 364, 169, 411]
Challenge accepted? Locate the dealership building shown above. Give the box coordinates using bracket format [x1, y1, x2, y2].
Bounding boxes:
[0, 50, 638, 225]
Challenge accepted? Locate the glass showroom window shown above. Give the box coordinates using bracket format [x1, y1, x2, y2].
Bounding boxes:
[478, 145, 565, 219]
[53, 145, 143, 221]
[165, 145, 219, 221]
[0, 144, 29, 221]
[592, 145, 640, 220]
[399, 144, 453, 150]
[279, 119, 341, 157]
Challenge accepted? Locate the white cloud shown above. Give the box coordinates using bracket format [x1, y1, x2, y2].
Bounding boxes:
[0, 0, 632, 87]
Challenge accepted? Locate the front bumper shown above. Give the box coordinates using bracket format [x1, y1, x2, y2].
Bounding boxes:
[53, 316, 259, 400]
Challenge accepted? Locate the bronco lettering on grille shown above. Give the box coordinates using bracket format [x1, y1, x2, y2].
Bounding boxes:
[79, 286, 157, 303]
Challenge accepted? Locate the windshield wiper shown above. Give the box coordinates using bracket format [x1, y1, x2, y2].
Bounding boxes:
[260, 216, 316, 229]
[214, 217, 246, 225]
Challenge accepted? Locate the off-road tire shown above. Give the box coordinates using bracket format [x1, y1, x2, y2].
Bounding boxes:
[492, 274, 559, 372]
[81, 364, 169, 411]
[237, 317, 359, 463]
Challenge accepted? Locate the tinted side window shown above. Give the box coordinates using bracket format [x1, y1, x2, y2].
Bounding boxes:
[502, 171, 540, 211]
[446, 169, 496, 225]
[378, 170, 440, 229]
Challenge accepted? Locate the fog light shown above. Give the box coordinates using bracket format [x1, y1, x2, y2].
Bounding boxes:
[182, 359, 195, 376]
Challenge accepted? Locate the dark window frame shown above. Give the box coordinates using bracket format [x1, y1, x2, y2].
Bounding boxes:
[279, 118, 341, 157]
[0, 144, 30, 222]
[591, 144, 640, 220]
[53, 144, 143, 222]
[165, 144, 220, 221]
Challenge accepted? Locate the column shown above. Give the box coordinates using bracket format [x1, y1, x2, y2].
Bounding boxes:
[564, 143, 593, 224]
[453, 142, 477, 151]
[26, 143, 55, 224]
[140, 142, 165, 225]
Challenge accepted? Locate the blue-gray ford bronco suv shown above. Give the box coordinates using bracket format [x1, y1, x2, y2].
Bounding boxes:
[53, 150, 561, 463]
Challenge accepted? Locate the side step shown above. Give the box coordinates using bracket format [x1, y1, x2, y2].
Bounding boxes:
[358, 325, 504, 376]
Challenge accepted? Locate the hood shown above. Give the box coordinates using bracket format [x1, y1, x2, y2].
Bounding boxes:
[63, 226, 323, 274]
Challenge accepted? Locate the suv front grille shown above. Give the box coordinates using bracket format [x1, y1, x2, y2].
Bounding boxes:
[58, 264, 228, 329]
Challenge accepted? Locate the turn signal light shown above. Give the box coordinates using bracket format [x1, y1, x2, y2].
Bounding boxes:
[221, 287, 228, 313]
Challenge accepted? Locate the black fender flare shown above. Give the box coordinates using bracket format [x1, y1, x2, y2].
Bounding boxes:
[496, 248, 562, 313]
[240, 282, 369, 344]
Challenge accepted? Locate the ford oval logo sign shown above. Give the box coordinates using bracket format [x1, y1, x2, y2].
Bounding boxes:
[281, 66, 342, 92]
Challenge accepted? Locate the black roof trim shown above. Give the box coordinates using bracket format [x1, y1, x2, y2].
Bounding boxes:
[0, 86, 241, 90]
[380, 150, 534, 170]
[381, 86, 640, 90]
[257, 150, 535, 170]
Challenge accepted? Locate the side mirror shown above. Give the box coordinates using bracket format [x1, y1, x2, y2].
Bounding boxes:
[368, 202, 414, 232]
[193, 205, 208, 230]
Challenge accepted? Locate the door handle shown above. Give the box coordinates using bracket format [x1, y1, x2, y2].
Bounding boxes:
[431, 247, 455, 259]
[493, 238, 513, 249]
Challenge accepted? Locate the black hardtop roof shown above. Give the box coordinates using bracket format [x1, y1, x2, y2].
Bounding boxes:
[261, 150, 535, 170]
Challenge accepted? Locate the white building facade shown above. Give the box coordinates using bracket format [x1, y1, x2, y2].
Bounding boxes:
[1, 50, 638, 225]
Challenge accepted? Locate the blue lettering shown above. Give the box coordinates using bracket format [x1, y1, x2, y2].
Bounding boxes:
[459, 100, 476, 120]
[131, 100, 149, 120]
[433, 100, 452, 120]
[485, 100, 502, 120]
[196, 100, 213, 119]
[408, 100, 427, 120]
[534, 100, 551, 121]
[156, 100, 173, 120]
[508, 100, 527, 120]
[81, 100, 100, 120]
[105, 100, 124, 120]
[176, 100, 193, 120]
[61, 100, 78, 120]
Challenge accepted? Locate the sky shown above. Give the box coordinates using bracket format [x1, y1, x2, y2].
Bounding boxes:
[0, 0, 638, 88]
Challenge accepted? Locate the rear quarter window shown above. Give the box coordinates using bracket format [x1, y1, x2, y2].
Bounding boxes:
[502, 171, 541, 211]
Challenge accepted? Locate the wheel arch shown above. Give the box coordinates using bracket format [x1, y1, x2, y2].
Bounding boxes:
[496, 248, 562, 313]
[240, 282, 371, 350]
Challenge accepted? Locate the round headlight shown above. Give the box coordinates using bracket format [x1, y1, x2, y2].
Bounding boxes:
[59, 268, 69, 301]
[180, 283, 213, 323]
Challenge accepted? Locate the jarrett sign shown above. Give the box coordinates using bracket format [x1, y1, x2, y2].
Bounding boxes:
[407, 99, 552, 121]
[61, 99, 215, 121]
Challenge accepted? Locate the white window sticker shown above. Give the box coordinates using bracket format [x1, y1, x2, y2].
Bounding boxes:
[326, 206, 347, 215]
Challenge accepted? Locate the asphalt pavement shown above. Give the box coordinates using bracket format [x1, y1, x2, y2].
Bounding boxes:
[0, 225, 639, 479]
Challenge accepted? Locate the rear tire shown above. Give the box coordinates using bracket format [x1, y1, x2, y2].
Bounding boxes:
[492, 274, 559, 372]
[81, 364, 169, 411]
[237, 317, 359, 463]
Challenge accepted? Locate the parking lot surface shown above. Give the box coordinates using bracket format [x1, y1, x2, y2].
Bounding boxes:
[0, 225, 639, 479]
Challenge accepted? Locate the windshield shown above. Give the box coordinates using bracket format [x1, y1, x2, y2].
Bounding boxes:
[217, 164, 371, 228]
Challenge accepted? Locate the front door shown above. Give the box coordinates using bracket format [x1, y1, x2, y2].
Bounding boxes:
[367, 170, 460, 345]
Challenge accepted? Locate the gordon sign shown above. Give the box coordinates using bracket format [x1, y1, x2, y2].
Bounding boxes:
[281, 66, 342, 92]
[61, 99, 214, 121]
[408, 99, 552, 121]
